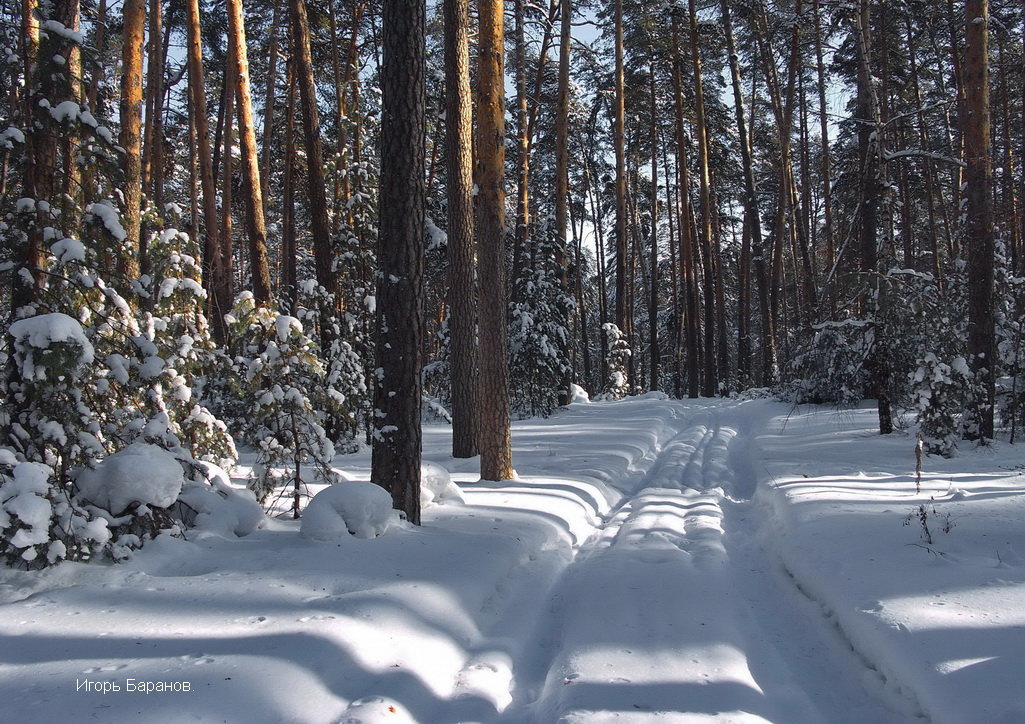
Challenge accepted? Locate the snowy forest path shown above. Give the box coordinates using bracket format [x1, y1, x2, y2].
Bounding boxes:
[0, 399, 916, 724]
[491, 399, 908, 723]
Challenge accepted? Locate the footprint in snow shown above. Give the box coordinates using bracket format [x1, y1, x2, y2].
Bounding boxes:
[232, 615, 269, 625]
[180, 654, 215, 665]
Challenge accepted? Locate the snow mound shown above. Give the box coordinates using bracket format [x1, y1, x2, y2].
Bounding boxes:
[338, 696, 415, 723]
[569, 383, 591, 403]
[421, 461, 464, 508]
[75, 443, 184, 514]
[176, 462, 264, 537]
[300, 481, 398, 540]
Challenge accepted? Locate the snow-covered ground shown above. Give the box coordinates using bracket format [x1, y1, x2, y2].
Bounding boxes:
[1, 397, 1023, 723]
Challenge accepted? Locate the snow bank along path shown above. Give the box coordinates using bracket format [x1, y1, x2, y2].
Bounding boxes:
[1, 397, 1020, 722]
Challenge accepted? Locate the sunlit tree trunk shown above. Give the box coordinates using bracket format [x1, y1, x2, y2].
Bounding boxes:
[226, 0, 272, 303]
[671, 13, 700, 398]
[259, 0, 281, 218]
[118, 0, 145, 279]
[292, 0, 337, 303]
[185, 0, 225, 339]
[476, 0, 513, 480]
[554, 0, 573, 403]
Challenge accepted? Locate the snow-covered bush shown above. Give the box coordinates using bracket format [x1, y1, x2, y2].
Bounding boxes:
[292, 279, 366, 449]
[0, 451, 111, 568]
[142, 224, 237, 468]
[602, 323, 631, 399]
[0, 6, 235, 567]
[783, 320, 870, 406]
[420, 461, 464, 508]
[300, 481, 399, 540]
[993, 243, 1025, 438]
[173, 462, 264, 538]
[509, 259, 573, 418]
[912, 354, 972, 456]
[75, 443, 183, 514]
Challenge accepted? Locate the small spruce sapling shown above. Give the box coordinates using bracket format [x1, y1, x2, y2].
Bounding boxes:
[602, 323, 631, 399]
[226, 294, 339, 517]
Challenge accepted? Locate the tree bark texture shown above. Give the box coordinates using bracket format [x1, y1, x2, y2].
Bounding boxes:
[964, 0, 995, 439]
[373, 0, 426, 522]
[185, 0, 224, 339]
[226, 0, 273, 303]
[613, 0, 632, 391]
[444, 0, 479, 458]
[292, 0, 337, 303]
[476, 0, 514, 481]
[118, 0, 145, 279]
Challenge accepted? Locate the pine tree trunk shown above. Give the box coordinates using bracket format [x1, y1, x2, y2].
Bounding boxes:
[907, 13, 943, 284]
[185, 0, 224, 339]
[281, 56, 298, 313]
[374, 0, 426, 521]
[259, 0, 281, 219]
[21, 0, 38, 125]
[12, 0, 61, 312]
[813, 0, 835, 311]
[554, 0, 573, 403]
[292, 0, 337, 304]
[443, 0, 479, 458]
[218, 60, 236, 319]
[996, 31, 1020, 265]
[476, 0, 514, 481]
[648, 53, 660, 393]
[613, 0, 632, 391]
[963, 0, 995, 440]
[57, 0, 81, 221]
[226, 0, 272, 303]
[142, 0, 162, 204]
[687, 0, 717, 396]
[721, 0, 768, 386]
[118, 0, 145, 280]
[512, 0, 531, 289]
[671, 14, 701, 398]
[855, 0, 892, 435]
[85, 0, 106, 113]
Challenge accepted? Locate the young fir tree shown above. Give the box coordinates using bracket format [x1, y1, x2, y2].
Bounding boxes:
[509, 219, 573, 418]
[226, 294, 339, 517]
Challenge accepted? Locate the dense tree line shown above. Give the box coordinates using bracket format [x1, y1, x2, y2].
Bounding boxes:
[0, 0, 1021, 566]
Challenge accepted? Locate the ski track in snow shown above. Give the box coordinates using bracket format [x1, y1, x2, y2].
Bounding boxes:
[0, 399, 957, 722]
[497, 403, 910, 723]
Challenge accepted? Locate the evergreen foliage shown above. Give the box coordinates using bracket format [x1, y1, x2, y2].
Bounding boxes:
[509, 221, 573, 418]
[224, 293, 340, 514]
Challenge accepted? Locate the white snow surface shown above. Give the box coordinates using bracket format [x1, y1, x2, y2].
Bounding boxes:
[75, 443, 184, 514]
[1, 398, 1024, 723]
